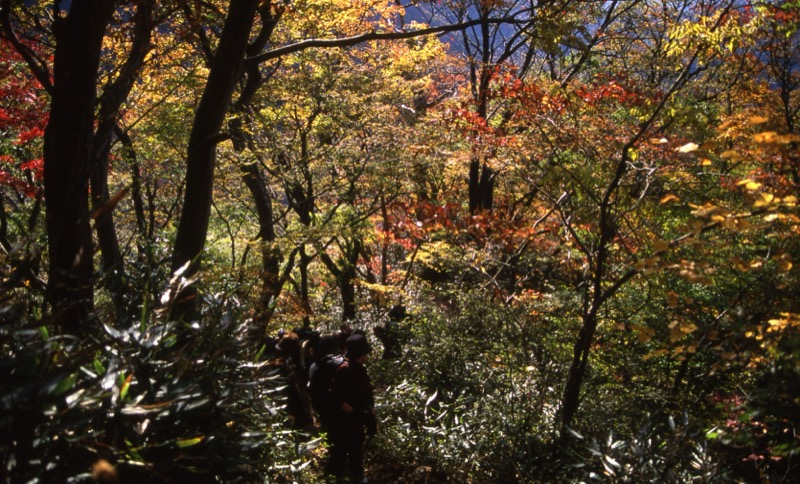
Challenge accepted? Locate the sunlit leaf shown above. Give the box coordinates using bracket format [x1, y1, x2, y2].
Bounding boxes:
[653, 240, 670, 253]
[748, 115, 768, 125]
[177, 436, 205, 447]
[719, 150, 742, 161]
[120, 373, 133, 400]
[754, 193, 774, 208]
[752, 131, 778, 143]
[425, 390, 438, 407]
[51, 374, 77, 396]
[666, 291, 680, 308]
[677, 142, 699, 153]
[659, 194, 680, 204]
[717, 120, 735, 130]
[777, 134, 800, 143]
[643, 349, 669, 360]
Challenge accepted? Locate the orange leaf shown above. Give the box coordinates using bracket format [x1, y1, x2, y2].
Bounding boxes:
[659, 194, 680, 204]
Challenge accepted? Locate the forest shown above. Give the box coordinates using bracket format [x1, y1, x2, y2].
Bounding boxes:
[1, 0, 798, 482]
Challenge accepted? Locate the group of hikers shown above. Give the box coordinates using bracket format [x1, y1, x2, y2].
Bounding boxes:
[268, 310, 406, 483]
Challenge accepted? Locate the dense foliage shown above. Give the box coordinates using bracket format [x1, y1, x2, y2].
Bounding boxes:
[1, 0, 798, 482]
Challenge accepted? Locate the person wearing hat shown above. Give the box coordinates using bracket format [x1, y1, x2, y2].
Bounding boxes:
[326, 333, 376, 483]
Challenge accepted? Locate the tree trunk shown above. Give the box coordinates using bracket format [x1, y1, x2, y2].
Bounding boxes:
[559, 311, 598, 433]
[468, 159, 495, 213]
[43, 0, 115, 333]
[240, 161, 282, 322]
[229, 3, 284, 326]
[90, 0, 154, 324]
[170, 0, 260, 320]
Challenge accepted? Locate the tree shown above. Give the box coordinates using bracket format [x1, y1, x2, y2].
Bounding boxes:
[168, 0, 261, 321]
[1, 0, 165, 331]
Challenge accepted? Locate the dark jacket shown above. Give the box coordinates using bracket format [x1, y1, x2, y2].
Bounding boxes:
[308, 354, 344, 419]
[331, 358, 374, 417]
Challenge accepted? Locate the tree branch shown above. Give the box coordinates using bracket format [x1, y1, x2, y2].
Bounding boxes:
[248, 17, 527, 63]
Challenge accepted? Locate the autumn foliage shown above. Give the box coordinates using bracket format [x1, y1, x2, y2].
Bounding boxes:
[1, 0, 798, 482]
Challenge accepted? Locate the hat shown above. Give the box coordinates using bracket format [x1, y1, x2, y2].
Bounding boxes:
[317, 335, 341, 357]
[346, 333, 372, 358]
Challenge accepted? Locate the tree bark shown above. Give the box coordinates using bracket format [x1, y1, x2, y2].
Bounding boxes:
[90, 0, 154, 324]
[229, 3, 284, 326]
[43, 0, 115, 333]
[170, 0, 260, 320]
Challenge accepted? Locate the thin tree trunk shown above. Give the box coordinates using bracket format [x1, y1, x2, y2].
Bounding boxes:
[170, 0, 260, 320]
[90, 0, 154, 324]
[229, 3, 284, 327]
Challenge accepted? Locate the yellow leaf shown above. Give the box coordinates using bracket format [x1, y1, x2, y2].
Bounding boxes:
[680, 322, 697, 333]
[677, 142, 699, 153]
[753, 131, 778, 143]
[688, 220, 705, 235]
[754, 193, 774, 208]
[650, 137, 669, 144]
[719, 150, 742, 161]
[666, 291, 680, 307]
[631, 325, 656, 343]
[745, 181, 762, 191]
[748, 115, 769, 125]
[177, 436, 205, 448]
[717, 120, 735, 131]
[700, 158, 713, 166]
[782, 195, 797, 207]
[777, 134, 800, 143]
[643, 349, 669, 360]
[691, 203, 721, 217]
[733, 257, 749, 271]
[659, 193, 680, 204]
[653, 240, 670, 253]
[735, 178, 753, 186]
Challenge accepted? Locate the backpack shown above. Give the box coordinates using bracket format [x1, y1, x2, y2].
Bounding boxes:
[308, 354, 345, 417]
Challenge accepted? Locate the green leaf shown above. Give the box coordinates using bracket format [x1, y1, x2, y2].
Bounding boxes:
[51, 373, 76, 396]
[93, 359, 105, 375]
[177, 436, 205, 447]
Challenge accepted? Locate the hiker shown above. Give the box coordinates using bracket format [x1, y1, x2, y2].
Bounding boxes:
[276, 332, 313, 431]
[307, 335, 344, 435]
[373, 304, 407, 359]
[326, 333, 377, 483]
